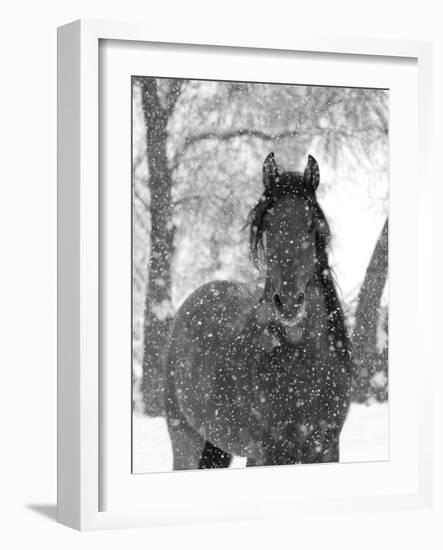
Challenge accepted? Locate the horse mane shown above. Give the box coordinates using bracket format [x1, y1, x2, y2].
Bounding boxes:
[246, 172, 352, 367]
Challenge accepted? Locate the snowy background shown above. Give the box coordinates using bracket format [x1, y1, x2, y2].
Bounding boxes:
[132, 77, 389, 473]
[133, 403, 389, 473]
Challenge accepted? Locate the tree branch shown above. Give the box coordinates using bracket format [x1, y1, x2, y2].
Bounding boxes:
[180, 128, 299, 153]
[133, 187, 150, 211]
[172, 193, 227, 208]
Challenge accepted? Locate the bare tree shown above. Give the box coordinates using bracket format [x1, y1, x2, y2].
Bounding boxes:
[140, 78, 182, 415]
[351, 218, 389, 402]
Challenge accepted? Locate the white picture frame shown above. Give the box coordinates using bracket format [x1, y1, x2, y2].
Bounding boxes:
[57, 19, 433, 530]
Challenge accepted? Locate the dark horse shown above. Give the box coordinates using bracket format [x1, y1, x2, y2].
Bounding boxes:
[165, 153, 352, 469]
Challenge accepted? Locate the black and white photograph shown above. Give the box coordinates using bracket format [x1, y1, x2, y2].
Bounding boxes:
[132, 76, 389, 473]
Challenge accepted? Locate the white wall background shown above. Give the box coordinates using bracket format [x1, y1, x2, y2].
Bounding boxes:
[0, 1, 441, 548]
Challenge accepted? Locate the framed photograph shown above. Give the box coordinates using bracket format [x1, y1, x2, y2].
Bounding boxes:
[57, 19, 433, 530]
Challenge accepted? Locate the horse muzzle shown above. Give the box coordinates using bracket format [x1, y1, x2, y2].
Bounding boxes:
[272, 291, 306, 326]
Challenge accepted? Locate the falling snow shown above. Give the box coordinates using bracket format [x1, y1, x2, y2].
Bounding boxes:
[132, 77, 389, 471]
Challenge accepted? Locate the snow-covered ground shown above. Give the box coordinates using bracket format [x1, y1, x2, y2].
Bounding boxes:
[133, 402, 388, 473]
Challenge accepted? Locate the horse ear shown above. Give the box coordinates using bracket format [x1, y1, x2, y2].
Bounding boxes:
[263, 152, 279, 191]
[303, 155, 320, 192]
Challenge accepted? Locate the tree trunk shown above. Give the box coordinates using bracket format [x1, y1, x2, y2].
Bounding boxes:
[140, 78, 182, 416]
[351, 218, 389, 402]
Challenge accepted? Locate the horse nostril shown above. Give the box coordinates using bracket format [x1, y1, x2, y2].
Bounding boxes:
[295, 292, 305, 308]
[273, 293, 283, 313]
[273, 292, 305, 317]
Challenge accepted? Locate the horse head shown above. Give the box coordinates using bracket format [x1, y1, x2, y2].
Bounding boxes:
[249, 153, 330, 327]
